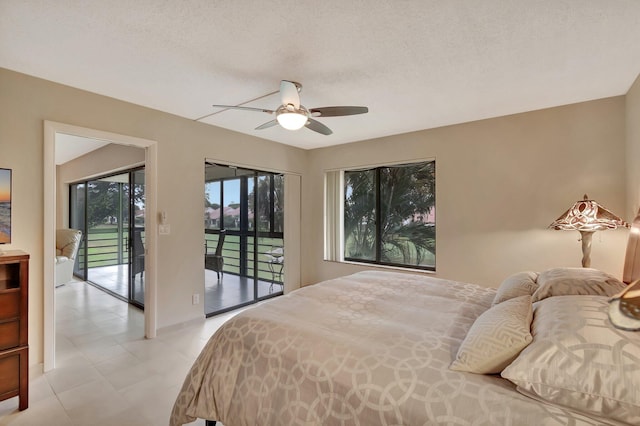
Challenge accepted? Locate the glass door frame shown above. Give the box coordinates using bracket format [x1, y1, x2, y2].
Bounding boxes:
[69, 166, 145, 309]
[128, 168, 145, 309]
[70, 182, 87, 281]
[204, 162, 284, 317]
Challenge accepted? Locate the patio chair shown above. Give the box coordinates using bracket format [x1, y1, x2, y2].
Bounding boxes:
[205, 230, 226, 281]
[264, 246, 284, 292]
[131, 229, 145, 280]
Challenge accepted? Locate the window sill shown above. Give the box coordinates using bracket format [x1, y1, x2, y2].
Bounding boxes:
[324, 259, 436, 275]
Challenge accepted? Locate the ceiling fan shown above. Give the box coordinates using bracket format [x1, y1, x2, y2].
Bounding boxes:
[211, 80, 368, 135]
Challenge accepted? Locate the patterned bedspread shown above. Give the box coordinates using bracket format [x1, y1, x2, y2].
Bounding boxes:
[170, 270, 608, 426]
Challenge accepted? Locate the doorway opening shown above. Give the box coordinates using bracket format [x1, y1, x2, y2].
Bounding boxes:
[204, 162, 284, 316]
[44, 121, 157, 371]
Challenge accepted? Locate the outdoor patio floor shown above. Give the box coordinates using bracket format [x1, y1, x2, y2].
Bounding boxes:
[85, 264, 144, 303]
[79, 265, 283, 315]
[204, 269, 283, 314]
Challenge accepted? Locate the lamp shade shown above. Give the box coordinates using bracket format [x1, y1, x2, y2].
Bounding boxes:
[550, 194, 628, 268]
[549, 194, 628, 232]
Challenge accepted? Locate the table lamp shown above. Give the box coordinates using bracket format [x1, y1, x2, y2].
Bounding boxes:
[549, 194, 628, 268]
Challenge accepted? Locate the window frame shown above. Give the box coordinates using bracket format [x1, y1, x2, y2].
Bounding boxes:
[340, 159, 436, 272]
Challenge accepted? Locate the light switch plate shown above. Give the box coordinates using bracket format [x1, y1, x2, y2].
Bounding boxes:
[159, 224, 170, 235]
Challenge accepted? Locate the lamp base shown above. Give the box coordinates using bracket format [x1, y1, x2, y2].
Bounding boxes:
[579, 230, 594, 268]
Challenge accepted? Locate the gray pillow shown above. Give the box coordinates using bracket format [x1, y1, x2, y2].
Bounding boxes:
[532, 267, 625, 302]
[450, 295, 533, 374]
[502, 295, 640, 425]
[492, 271, 538, 306]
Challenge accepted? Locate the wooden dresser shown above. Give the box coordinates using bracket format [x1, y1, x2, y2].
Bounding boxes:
[0, 250, 29, 410]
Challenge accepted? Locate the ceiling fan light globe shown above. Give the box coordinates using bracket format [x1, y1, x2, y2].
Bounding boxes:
[276, 110, 308, 130]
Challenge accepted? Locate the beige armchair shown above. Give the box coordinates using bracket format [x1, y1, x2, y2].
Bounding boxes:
[56, 228, 82, 287]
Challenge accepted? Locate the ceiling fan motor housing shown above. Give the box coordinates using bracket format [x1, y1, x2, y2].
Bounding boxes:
[276, 104, 309, 130]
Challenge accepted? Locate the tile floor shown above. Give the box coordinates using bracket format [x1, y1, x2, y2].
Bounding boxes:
[0, 279, 239, 425]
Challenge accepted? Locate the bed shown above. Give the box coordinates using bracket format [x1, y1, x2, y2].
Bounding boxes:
[171, 217, 640, 426]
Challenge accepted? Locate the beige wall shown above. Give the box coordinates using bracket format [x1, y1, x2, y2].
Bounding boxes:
[0, 68, 308, 366]
[627, 73, 640, 219]
[56, 143, 145, 229]
[304, 97, 629, 288]
[0, 65, 636, 369]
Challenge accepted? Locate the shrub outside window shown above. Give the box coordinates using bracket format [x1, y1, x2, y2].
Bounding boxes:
[343, 161, 435, 270]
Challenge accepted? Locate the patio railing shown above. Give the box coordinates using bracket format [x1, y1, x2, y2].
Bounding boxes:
[77, 227, 283, 284]
[205, 233, 284, 284]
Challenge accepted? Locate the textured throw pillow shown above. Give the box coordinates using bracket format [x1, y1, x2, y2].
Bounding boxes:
[501, 295, 640, 425]
[492, 271, 539, 306]
[532, 267, 626, 302]
[450, 295, 533, 374]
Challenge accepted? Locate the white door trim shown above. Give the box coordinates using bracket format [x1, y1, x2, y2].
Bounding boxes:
[43, 121, 158, 371]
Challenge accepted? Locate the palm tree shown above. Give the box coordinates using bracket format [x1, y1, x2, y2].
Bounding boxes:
[344, 170, 376, 259]
[248, 174, 284, 233]
[87, 180, 121, 228]
[344, 162, 435, 266]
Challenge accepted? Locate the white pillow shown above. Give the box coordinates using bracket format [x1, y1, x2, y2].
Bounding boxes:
[492, 271, 538, 306]
[450, 295, 533, 374]
[532, 267, 625, 302]
[501, 295, 640, 425]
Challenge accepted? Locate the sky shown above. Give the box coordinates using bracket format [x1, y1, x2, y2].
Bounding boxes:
[205, 179, 253, 206]
[0, 169, 10, 202]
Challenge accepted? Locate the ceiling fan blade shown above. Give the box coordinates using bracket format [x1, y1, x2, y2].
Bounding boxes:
[255, 119, 278, 130]
[211, 105, 275, 114]
[280, 80, 300, 108]
[309, 106, 369, 117]
[305, 118, 333, 135]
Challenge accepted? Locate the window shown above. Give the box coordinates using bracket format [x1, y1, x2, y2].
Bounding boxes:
[342, 160, 435, 270]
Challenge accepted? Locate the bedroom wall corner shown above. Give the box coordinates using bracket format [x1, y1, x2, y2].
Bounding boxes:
[626, 72, 640, 219]
[304, 97, 628, 288]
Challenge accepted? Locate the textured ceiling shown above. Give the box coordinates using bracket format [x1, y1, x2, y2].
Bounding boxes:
[2, 1, 640, 150]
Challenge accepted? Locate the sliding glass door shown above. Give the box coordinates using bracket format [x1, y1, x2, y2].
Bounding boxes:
[70, 183, 87, 278]
[69, 167, 145, 308]
[129, 169, 145, 306]
[204, 163, 284, 316]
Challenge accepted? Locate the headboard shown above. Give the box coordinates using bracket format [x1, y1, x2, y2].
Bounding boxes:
[609, 208, 640, 330]
[623, 208, 640, 285]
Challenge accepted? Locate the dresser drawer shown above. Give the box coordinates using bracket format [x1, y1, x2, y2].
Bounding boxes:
[0, 352, 20, 397]
[0, 291, 20, 321]
[0, 321, 19, 351]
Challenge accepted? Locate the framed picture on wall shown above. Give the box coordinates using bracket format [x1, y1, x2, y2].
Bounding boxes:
[0, 168, 12, 244]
